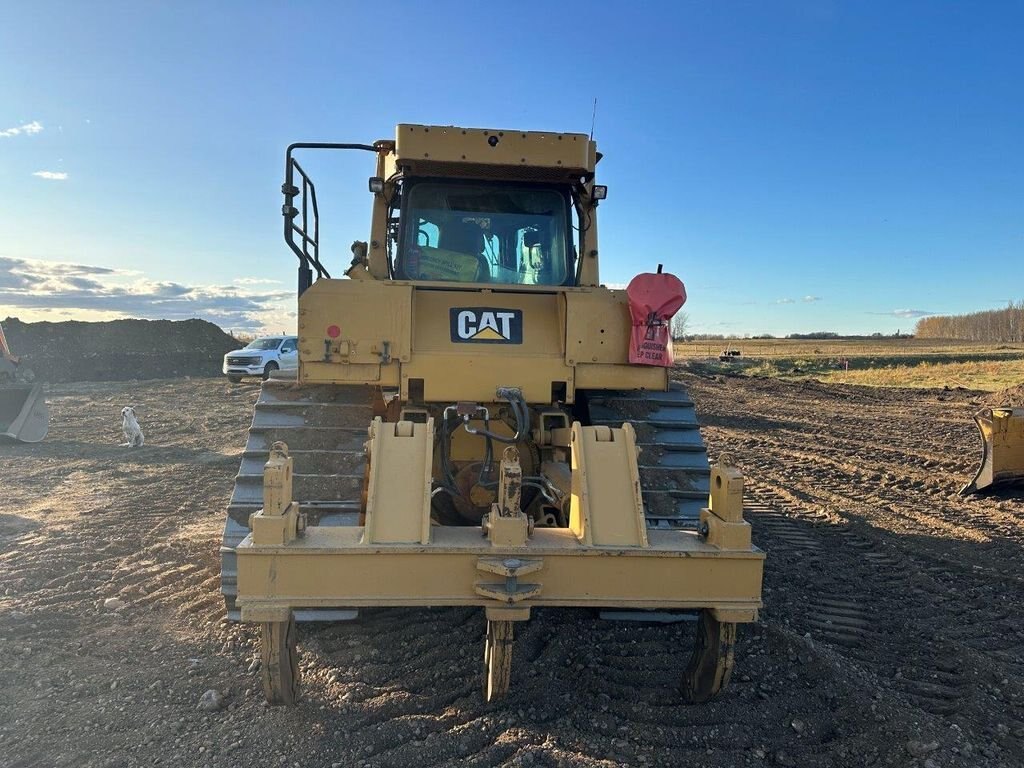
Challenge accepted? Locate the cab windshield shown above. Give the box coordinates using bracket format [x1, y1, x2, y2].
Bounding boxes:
[245, 338, 283, 350]
[398, 181, 572, 285]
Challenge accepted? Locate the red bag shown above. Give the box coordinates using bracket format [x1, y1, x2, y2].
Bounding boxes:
[626, 272, 687, 367]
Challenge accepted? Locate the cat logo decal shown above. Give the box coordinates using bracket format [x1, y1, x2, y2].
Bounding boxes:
[449, 308, 523, 344]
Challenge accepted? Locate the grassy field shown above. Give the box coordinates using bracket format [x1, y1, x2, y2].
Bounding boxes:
[676, 337, 1024, 391]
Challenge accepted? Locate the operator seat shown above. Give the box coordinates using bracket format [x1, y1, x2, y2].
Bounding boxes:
[439, 220, 490, 282]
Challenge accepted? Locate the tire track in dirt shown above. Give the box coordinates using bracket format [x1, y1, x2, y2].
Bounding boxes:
[688, 372, 1024, 764]
[734, 436, 1023, 557]
[692, 373, 1024, 567]
[2, 376, 1017, 767]
[751, 481, 1022, 728]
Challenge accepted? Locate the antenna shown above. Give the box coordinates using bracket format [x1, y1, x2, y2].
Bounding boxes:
[590, 98, 598, 140]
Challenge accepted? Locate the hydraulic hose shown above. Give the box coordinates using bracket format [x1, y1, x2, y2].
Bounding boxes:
[438, 388, 531, 500]
[465, 388, 528, 443]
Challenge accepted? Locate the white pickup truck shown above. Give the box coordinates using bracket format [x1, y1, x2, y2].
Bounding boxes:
[223, 336, 298, 383]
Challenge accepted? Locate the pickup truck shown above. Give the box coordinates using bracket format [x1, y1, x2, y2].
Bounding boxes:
[223, 336, 298, 383]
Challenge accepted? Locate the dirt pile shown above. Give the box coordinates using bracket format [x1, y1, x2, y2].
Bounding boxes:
[980, 382, 1024, 407]
[2, 317, 239, 382]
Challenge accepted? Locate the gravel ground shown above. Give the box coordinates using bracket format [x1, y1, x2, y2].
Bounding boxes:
[0, 374, 1021, 767]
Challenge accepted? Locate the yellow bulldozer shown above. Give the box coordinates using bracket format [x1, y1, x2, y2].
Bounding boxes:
[222, 125, 764, 704]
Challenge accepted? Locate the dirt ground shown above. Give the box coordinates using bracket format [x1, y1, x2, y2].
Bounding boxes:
[1, 373, 1022, 767]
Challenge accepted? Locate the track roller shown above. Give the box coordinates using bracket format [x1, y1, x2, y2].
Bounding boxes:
[483, 619, 514, 702]
[261, 616, 301, 705]
[681, 609, 736, 703]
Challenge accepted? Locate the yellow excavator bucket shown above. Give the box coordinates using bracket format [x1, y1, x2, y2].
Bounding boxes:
[961, 407, 1024, 494]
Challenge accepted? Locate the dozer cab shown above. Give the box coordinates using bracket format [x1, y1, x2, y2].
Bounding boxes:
[0, 321, 48, 443]
[222, 125, 764, 704]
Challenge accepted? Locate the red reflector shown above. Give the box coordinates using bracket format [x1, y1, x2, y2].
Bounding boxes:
[327, 325, 341, 339]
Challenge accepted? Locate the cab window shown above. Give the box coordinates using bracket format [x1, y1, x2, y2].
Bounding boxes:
[397, 182, 572, 285]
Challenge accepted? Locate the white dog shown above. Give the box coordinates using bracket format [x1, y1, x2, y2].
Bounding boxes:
[121, 406, 145, 447]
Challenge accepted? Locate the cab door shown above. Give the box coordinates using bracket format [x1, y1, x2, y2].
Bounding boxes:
[279, 337, 299, 370]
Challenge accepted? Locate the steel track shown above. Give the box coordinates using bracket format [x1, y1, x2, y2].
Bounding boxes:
[220, 380, 375, 620]
[582, 382, 711, 528]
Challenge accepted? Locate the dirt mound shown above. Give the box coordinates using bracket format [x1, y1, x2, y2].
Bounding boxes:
[979, 382, 1024, 407]
[2, 317, 239, 382]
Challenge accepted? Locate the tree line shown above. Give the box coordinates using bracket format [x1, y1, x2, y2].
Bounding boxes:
[914, 302, 1024, 342]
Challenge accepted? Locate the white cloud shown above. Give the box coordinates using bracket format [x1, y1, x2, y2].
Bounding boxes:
[802, 295, 821, 303]
[0, 121, 43, 138]
[890, 308, 933, 318]
[0, 255, 293, 332]
[32, 171, 69, 181]
[776, 298, 796, 304]
[236, 277, 283, 286]
[868, 309, 934, 319]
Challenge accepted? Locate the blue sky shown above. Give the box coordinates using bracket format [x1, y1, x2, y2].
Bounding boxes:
[1, 1, 1021, 335]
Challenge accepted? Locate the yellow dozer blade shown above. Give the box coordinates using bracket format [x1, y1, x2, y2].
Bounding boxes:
[0, 382, 49, 443]
[0, 321, 49, 443]
[961, 407, 1024, 494]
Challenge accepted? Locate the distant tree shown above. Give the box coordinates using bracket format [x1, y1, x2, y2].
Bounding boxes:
[787, 331, 839, 340]
[670, 312, 689, 341]
[915, 301, 1024, 342]
[691, 333, 726, 340]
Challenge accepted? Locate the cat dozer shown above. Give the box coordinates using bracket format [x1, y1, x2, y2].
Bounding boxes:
[222, 125, 764, 704]
[0, 321, 48, 443]
[961, 407, 1024, 494]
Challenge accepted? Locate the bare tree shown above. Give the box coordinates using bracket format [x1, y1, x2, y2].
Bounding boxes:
[915, 301, 1024, 342]
[671, 311, 689, 341]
